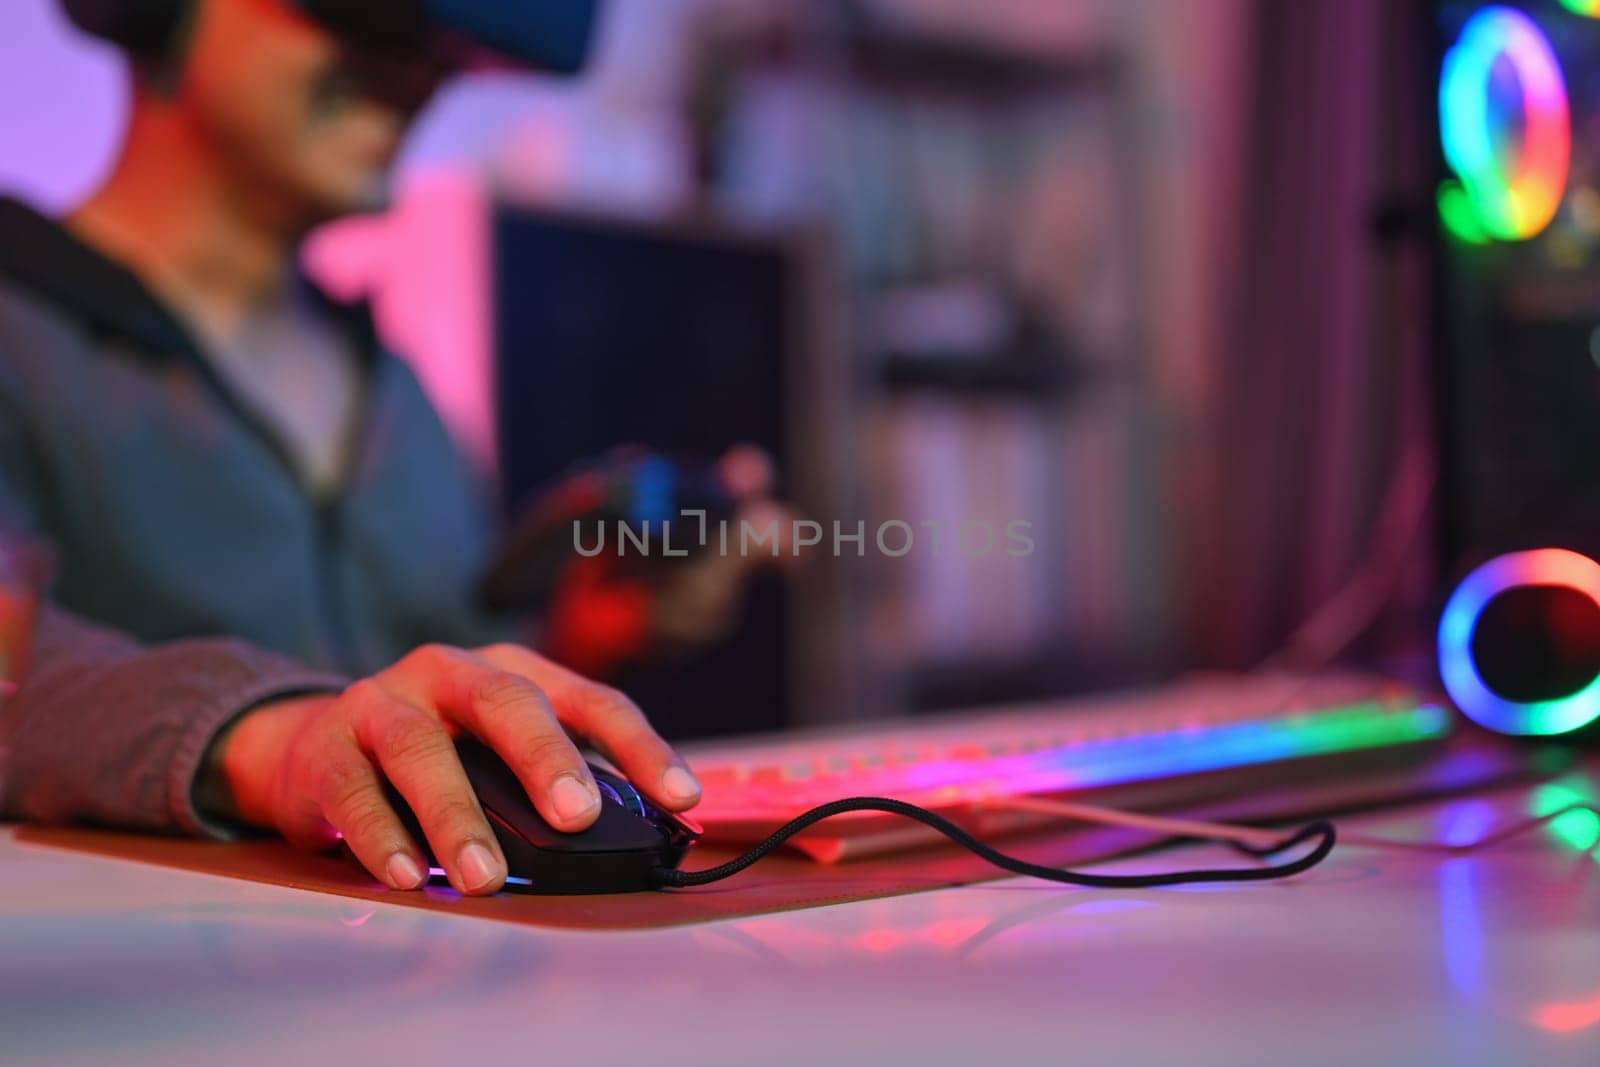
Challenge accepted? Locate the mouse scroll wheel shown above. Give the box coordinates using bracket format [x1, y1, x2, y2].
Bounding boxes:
[593, 772, 646, 817]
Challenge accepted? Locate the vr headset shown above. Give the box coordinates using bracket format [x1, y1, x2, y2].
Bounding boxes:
[60, 0, 601, 76]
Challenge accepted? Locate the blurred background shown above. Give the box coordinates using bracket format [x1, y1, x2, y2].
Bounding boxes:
[0, 0, 1480, 737]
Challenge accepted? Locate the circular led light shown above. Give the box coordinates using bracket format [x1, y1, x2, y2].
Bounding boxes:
[1440, 7, 1571, 241]
[1438, 549, 1600, 736]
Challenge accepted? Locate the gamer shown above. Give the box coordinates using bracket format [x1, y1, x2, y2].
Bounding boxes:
[0, 0, 732, 896]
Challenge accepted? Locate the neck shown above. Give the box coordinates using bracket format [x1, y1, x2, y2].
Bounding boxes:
[68, 89, 305, 344]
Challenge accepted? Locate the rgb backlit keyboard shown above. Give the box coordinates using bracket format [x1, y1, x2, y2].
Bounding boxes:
[678, 673, 1452, 860]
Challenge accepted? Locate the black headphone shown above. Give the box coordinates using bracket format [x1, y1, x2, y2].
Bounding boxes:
[59, 0, 193, 57]
[59, 0, 601, 75]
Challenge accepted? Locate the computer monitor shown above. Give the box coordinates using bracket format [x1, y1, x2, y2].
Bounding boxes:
[492, 205, 808, 739]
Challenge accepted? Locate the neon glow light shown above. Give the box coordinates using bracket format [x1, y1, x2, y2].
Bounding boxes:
[1438, 548, 1600, 736]
[896, 701, 1450, 801]
[1559, 0, 1600, 18]
[1440, 7, 1571, 241]
[1437, 180, 1490, 244]
[1439, 787, 1600, 1037]
[1531, 781, 1600, 861]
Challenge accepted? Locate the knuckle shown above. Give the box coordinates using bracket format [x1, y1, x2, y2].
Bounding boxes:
[342, 802, 398, 848]
[417, 795, 485, 838]
[473, 672, 549, 718]
[518, 729, 580, 771]
[319, 759, 376, 817]
[340, 677, 386, 710]
[590, 683, 643, 720]
[482, 642, 528, 662]
[378, 715, 452, 769]
[403, 643, 456, 672]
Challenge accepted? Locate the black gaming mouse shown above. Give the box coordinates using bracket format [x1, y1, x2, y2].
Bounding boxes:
[387, 736, 701, 894]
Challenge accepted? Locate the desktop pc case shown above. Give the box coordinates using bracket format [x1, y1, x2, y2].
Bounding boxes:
[1432, 1, 1600, 735]
[1434, 2, 1600, 565]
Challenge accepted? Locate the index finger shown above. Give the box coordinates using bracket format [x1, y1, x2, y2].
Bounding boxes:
[475, 644, 701, 812]
[384, 646, 604, 833]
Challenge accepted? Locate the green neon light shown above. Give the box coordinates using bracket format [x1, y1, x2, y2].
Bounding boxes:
[1531, 782, 1600, 859]
[1438, 181, 1491, 244]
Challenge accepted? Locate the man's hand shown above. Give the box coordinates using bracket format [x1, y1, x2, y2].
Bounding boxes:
[204, 643, 701, 895]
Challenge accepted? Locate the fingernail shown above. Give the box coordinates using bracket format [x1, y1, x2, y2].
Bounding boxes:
[663, 764, 702, 802]
[551, 774, 601, 824]
[456, 841, 501, 893]
[386, 852, 425, 890]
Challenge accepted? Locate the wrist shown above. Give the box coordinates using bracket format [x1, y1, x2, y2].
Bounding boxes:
[201, 693, 332, 830]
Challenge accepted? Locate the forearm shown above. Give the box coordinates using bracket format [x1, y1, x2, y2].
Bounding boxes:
[0, 604, 345, 837]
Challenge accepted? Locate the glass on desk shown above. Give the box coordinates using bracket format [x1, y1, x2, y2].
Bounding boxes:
[0, 534, 50, 698]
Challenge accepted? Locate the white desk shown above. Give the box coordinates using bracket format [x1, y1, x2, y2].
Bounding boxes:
[2, 774, 1597, 1067]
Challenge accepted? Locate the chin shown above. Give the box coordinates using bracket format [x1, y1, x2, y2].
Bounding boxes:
[300, 170, 393, 224]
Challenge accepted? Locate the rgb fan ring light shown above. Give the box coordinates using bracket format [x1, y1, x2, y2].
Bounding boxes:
[1438, 549, 1600, 736]
[1440, 6, 1571, 241]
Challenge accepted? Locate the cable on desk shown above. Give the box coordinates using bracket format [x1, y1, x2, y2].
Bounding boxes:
[649, 796, 1337, 890]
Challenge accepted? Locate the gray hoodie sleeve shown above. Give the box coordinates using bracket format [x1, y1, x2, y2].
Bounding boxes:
[0, 367, 347, 837]
[0, 605, 347, 838]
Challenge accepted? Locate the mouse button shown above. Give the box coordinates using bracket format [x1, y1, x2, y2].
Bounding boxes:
[495, 794, 667, 855]
[590, 765, 646, 816]
[575, 800, 671, 853]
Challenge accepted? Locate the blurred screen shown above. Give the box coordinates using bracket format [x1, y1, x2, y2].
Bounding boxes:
[493, 207, 793, 738]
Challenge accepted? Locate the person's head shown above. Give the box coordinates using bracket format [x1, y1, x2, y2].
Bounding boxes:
[177, 0, 446, 222]
[98, 0, 448, 227]
[66, 0, 601, 231]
